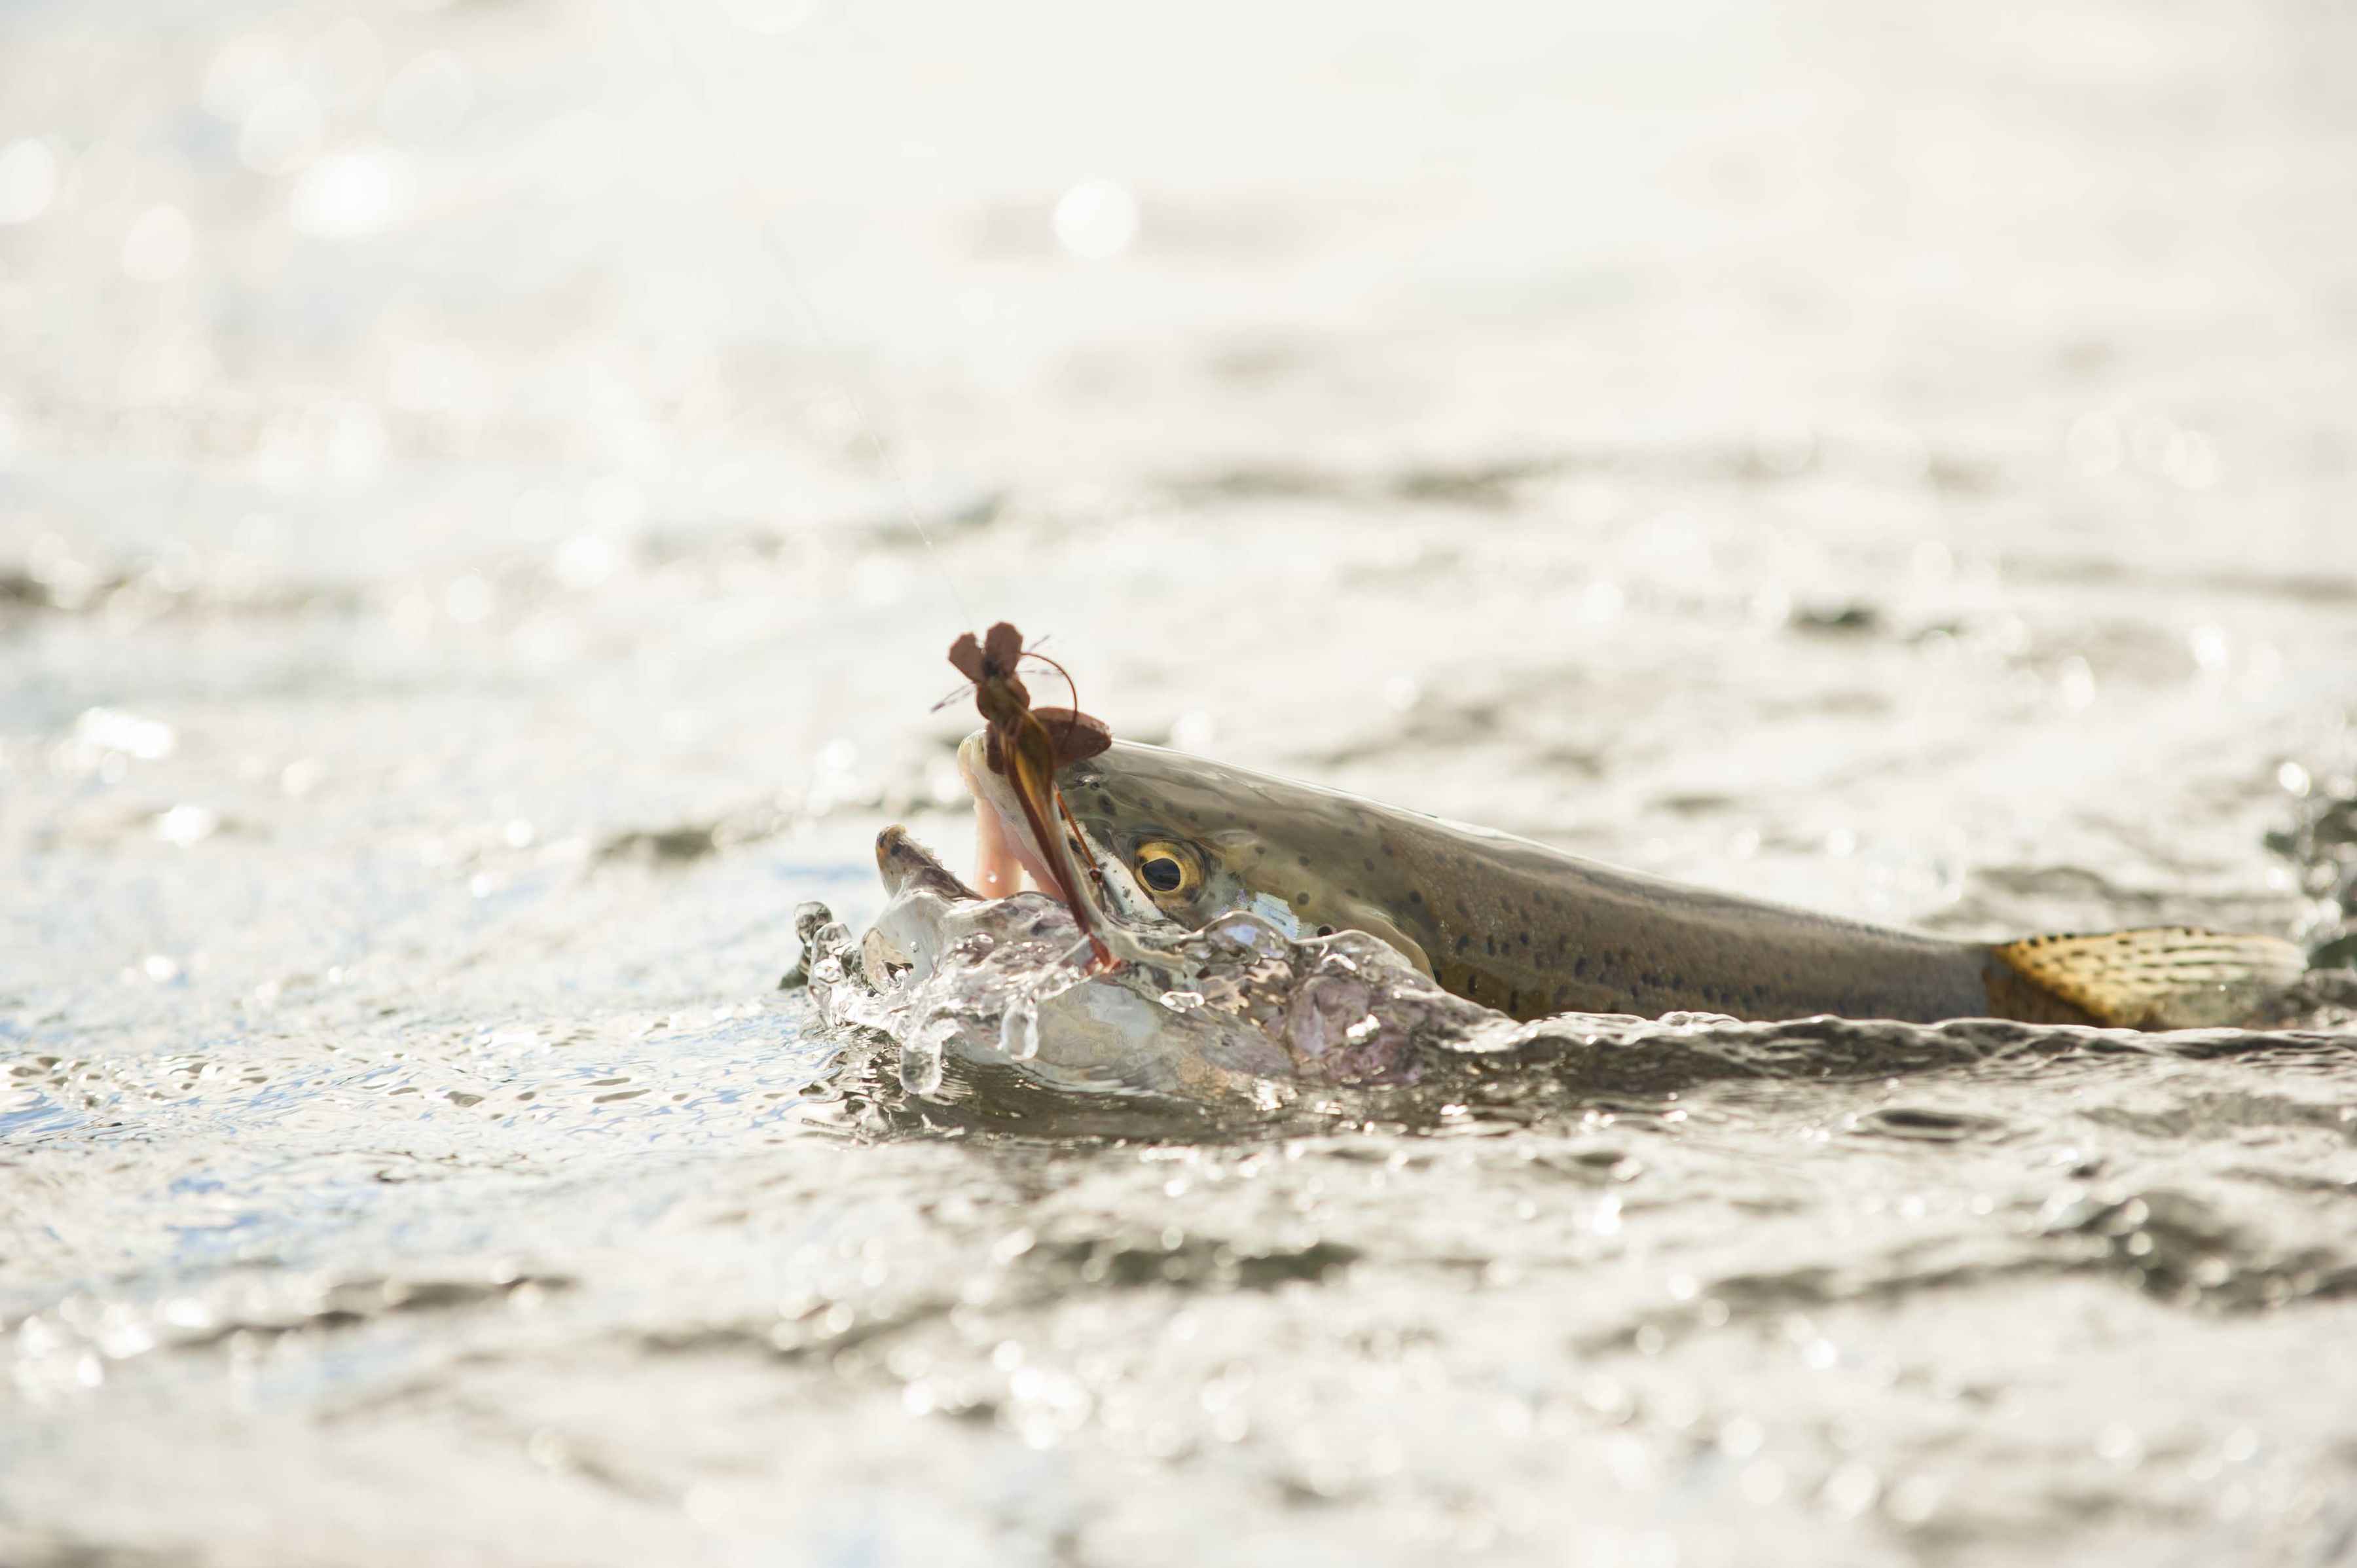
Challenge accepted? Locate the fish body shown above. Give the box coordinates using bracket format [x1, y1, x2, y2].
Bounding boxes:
[960, 735, 2307, 1031]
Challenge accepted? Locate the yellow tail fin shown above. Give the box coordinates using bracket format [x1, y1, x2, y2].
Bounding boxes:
[1988, 927, 2309, 1030]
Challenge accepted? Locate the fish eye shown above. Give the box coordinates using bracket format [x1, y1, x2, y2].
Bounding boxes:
[1132, 839, 1201, 898]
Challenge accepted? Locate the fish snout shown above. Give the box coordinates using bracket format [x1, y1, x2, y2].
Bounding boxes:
[955, 729, 992, 784]
[875, 826, 981, 901]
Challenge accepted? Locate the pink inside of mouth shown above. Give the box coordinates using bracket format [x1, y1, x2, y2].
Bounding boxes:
[960, 748, 1064, 903]
[972, 794, 1023, 898]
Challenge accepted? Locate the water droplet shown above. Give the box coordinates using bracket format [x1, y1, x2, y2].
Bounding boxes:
[940, 934, 993, 970]
[810, 955, 845, 985]
[1000, 997, 1040, 1060]
[899, 1019, 948, 1097]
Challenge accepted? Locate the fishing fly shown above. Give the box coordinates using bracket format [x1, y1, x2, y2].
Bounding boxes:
[944, 621, 1119, 971]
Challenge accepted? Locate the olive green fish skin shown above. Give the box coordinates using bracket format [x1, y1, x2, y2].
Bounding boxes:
[1052, 741, 2005, 1025]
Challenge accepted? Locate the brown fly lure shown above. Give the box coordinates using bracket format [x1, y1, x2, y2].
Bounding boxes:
[945, 622, 1118, 970]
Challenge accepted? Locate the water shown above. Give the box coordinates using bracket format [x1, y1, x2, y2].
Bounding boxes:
[7, 0, 2357, 1561]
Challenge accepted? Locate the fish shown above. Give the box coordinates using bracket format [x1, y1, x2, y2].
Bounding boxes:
[958, 735, 2311, 1031]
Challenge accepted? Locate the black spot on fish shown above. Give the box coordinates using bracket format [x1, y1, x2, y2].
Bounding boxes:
[1518, 932, 1530, 947]
[1408, 890, 1424, 905]
[1292, 892, 1309, 906]
[1455, 935, 1470, 955]
[1484, 936, 1496, 957]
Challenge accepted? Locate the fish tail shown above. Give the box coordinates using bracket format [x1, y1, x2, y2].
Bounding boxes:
[1983, 926, 2309, 1030]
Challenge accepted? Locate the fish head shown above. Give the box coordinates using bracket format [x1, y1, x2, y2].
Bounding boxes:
[961, 733, 1437, 975]
[959, 729, 1260, 925]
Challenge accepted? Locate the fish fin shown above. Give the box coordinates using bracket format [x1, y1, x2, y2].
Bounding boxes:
[1334, 908, 1433, 979]
[1987, 927, 2307, 1030]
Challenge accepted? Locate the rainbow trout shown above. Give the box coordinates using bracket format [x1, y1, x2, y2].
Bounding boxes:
[960, 735, 2307, 1030]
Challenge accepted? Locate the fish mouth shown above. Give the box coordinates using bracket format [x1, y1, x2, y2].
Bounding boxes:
[957, 731, 1182, 938]
[957, 729, 1065, 900]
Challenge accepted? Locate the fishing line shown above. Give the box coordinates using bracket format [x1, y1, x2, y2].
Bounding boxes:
[626, 0, 976, 633]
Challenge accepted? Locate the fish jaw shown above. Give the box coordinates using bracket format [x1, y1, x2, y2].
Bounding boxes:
[877, 822, 981, 900]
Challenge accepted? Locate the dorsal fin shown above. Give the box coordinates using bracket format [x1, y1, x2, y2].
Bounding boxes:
[1988, 927, 2308, 1030]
